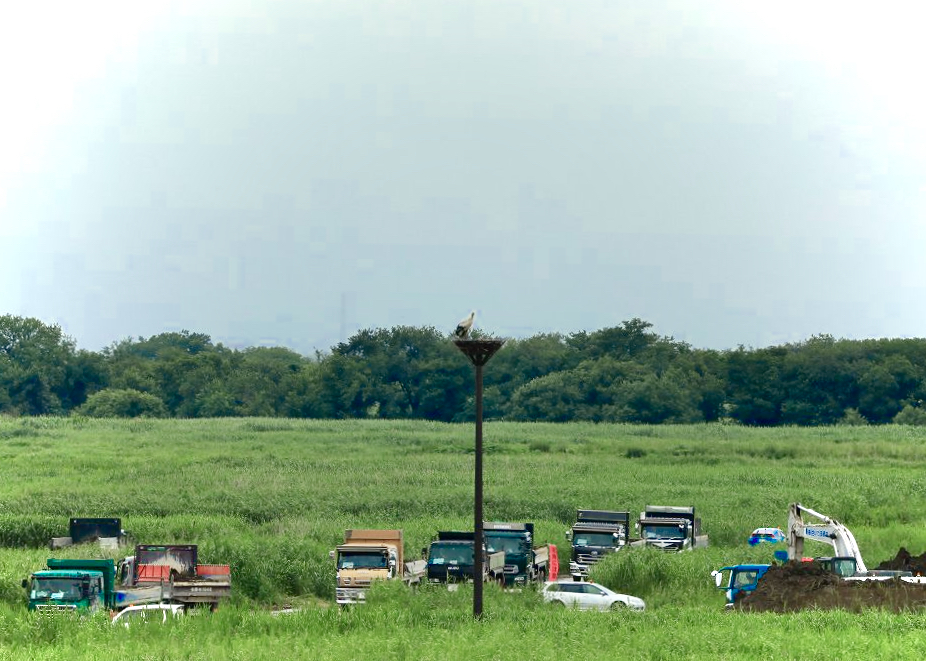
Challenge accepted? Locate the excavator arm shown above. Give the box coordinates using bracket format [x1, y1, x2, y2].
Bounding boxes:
[787, 503, 867, 573]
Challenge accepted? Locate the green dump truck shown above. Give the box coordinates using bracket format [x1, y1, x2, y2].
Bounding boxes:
[24, 558, 117, 612]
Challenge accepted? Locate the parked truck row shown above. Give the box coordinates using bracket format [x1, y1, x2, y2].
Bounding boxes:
[25, 519, 232, 613]
[28, 507, 709, 612]
[335, 507, 707, 603]
[566, 506, 708, 578]
[331, 522, 560, 604]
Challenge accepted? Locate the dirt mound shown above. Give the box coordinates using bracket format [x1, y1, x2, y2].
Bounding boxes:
[875, 548, 926, 576]
[737, 561, 926, 613]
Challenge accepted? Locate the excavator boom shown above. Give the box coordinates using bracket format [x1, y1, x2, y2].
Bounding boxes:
[787, 503, 867, 573]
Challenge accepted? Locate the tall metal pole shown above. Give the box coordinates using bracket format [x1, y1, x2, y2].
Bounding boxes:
[473, 362, 484, 619]
[454, 338, 504, 621]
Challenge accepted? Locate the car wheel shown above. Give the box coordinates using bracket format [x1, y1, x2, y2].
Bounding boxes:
[609, 601, 626, 611]
[553, 600, 566, 608]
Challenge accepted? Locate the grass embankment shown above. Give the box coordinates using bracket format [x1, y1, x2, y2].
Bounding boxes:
[1, 418, 926, 658]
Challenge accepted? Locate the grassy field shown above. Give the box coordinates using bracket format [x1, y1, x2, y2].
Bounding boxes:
[1, 417, 926, 659]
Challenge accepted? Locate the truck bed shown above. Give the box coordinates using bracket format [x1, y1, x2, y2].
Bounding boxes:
[122, 564, 231, 605]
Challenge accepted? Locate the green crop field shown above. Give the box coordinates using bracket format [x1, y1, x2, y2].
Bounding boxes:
[1, 417, 926, 659]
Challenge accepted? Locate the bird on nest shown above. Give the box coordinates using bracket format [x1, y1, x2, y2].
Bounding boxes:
[455, 311, 475, 339]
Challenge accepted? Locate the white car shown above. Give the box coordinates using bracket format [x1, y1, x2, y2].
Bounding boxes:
[112, 603, 185, 626]
[542, 580, 645, 611]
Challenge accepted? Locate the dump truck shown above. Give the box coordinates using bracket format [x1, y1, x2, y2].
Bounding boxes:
[118, 545, 231, 607]
[425, 531, 505, 584]
[483, 522, 556, 587]
[330, 530, 426, 605]
[636, 505, 708, 552]
[24, 545, 231, 612]
[566, 510, 631, 578]
[24, 558, 117, 611]
[49, 518, 128, 550]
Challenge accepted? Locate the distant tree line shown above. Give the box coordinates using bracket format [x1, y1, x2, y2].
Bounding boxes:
[2, 313, 926, 425]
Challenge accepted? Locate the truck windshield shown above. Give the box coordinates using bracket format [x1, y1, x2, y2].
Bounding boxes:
[573, 532, 619, 547]
[485, 536, 530, 555]
[732, 570, 759, 589]
[31, 578, 85, 600]
[338, 552, 388, 570]
[429, 543, 473, 565]
[642, 525, 686, 540]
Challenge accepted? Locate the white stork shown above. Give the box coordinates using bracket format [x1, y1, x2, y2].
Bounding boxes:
[455, 311, 476, 339]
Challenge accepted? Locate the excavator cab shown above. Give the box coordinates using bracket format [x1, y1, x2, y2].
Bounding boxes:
[814, 557, 857, 578]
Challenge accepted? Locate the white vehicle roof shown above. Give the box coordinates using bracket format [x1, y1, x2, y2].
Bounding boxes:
[543, 580, 621, 595]
[112, 603, 184, 625]
[119, 603, 185, 612]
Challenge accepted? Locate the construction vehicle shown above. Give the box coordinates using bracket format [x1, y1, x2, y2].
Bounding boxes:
[787, 502, 922, 582]
[118, 545, 232, 606]
[425, 531, 505, 584]
[330, 530, 426, 605]
[24, 559, 117, 611]
[49, 518, 128, 550]
[483, 522, 557, 587]
[24, 545, 231, 612]
[711, 564, 772, 607]
[636, 505, 708, 552]
[565, 510, 631, 578]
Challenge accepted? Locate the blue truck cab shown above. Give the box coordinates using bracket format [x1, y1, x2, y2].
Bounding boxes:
[711, 564, 771, 606]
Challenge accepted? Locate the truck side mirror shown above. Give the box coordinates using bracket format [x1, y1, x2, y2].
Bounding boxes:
[421, 547, 427, 559]
[711, 570, 723, 588]
[328, 550, 335, 560]
[21, 579, 27, 589]
[565, 531, 572, 541]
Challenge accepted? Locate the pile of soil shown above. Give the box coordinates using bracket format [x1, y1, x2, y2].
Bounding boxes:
[875, 548, 926, 576]
[737, 561, 926, 613]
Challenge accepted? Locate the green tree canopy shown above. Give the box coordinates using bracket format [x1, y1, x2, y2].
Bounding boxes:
[76, 388, 168, 418]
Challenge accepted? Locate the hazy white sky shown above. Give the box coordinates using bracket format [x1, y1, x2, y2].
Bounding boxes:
[2, 0, 925, 354]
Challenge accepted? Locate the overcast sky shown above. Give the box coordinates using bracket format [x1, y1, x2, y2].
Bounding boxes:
[2, 0, 924, 355]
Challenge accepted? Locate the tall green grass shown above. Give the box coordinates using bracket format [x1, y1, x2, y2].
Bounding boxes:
[1, 418, 926, 658]
[2, 417, 925, 604]
[1, 594, 926, 660]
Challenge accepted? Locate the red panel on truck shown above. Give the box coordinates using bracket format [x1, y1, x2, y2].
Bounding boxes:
[196, 564, 231, 577]
[137, 564, 172, 582]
